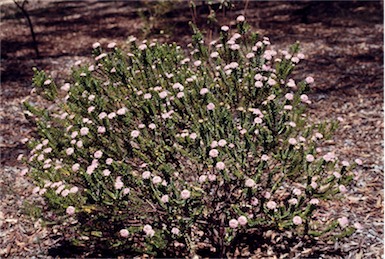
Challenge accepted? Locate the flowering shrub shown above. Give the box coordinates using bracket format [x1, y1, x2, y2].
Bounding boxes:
[22, 16, 360, 257]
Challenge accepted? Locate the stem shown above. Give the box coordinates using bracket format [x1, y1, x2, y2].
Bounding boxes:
[13, 0, 40, 58]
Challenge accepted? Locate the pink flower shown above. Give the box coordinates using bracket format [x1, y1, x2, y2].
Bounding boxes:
[181, 189, 191, 200]
[61, 189, 70, 197]
[98, 112, 107, 119]
[287, 79, 296, 88]
[288, 138, 297, 145]
[66, 148, 74, 156]
[107, 42, 116, 48]
[66, 206, 75, 215]
[237, 216, 247, 226]
[266, 201, 277, 210]
[80, 127, 89, 136]
[354, 222, 363, 230]
[285, 93, 294, 100]
[198, 175, 207, 183]
[293, 216, 302, 225]
[261, 154, 269, 161]
[338, 217, 349, 228]
[251, 198, 259, 206]
[342, 161, 350, 167]
[210, 52, 219, 58]
[92, 42, 100, 49]
[114, 177, 124, 189]
[159, 91, 168, 99]
[44, 79, 52, 85]
[142, 171, 151, 179]
[200, 88, 209, 95]
[106, 158, 113, 165]
[323, 152, 335, 162]
[61, 83, 70, 91]
[123, 188, 130, 195]
[120, 229, 129, 237]
[152, 176, 162, 184]
[216, 162, 225, 170]
[76, 140, 83, 148]
[306, 154, 315, 162]
[131, 130, 140, 138]
[355, 158, 363, 165]
[236, 15, 245, 22]
[207, 103, 215, 111]
[218, 139, 227, 147]
[288, 198, 298, 205]
[117, 107, 127, 115]
[94, 150, 103, 158]
[339, 185, 347, 193]
[189, 133, 197, 140]
[309, 198, 319, 205]
[72, 163, 80, 172]
[177, 92, 184, 98]
[103, 169, 111, 176]
[98, 126, 106, 134]
[208, 174, 216, 181]
[221, 25, 229, 31]
[245, 178, 256, 188]
[144, 93, 152, 99]
[229, 219, 239, 228]
[267, 78, 276, 86]
[246, 52, 255, 59]
[194, 60, 202, 67]
[310, 182, 318, 189]
[333, 171, 341, 178]
[161, 195, 169, 203]
[171, 227, 180, 235]
[108, 112, 116, 119]
[300, 94, 311, 104]
[305, 76, 314, 84]
[210, 141, 218, 148]
[148, 123, 156, 129]
[209, 149, 219, 158]
[143, 225, 154, 237]
[69, 186, 79, 193]
[293, 188, 302, 196]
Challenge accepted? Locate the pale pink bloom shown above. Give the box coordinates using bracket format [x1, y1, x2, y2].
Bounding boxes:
[209, 149, 219, 158]
[337, 217, 349, 228]
[210, 52, 219, 58]
[200, 88, 209, 95]
[94, 150, 103, 158]
[177, 92, 184, 98]
[306, 154, 315, 162]
[143, 224, 154, 236]
[172, 82, 183, 90]
[92, 42, 100, 49]
[216, 162, 225, 170]
[32, 186, 40, 194]
[66, 148, 74, 156]
[254, 74, 262, 80]
[300, 94, 311, 103]
[261, 154, 269, 161]
[20, 168, 28, 176]
[70, 140, 76, 145]
[159, 91, 168, 99]
[230, 44, 240, 51]
[189, 133, 197, 140]
[123, 188, 130, 195]
[103, 169, 111, 176]
[229, 219, 239, 228]
[138, 44, 147, 50]
[267, 94, 276, 101]
[251, 198, 259, 206]
[120, 229, 129, 237]
[285, 93, 294, 100]
[117, 107, 127, 115]
[208, 174, 216, 181]
[194, 60, 202, 67]
[266, 201, 277, 210]
[44, 79, 52, 85]
[289, 121, 296, 127]
[237, 215, 247, 226]
[218, 139, 227, 147]
[288, 138, 297, 145]
[114, 178, 124, 189]
[315, 133, 323, 139]
[339, 185, 347, 193]
[287, 79, 296, 88]
[323, 152, 335, 162]
[107, 112, 116, 119]
[43, 163, 51, 169]
[310, 182, 318, 189]
[342, 161, 350, 167]
[152, 176, 162, 184]
[297, 53, 305, 59]
[240, 129, 247, 135]
[267, 78, 276, 86]
[72, 163, 80, 172]
[71, 131, 78, 139]
[293, 188, 302, 196]
[246, 52, 255, 59]
[211, 141, 218, 148]
[107, 42, 116, 48]
[99, 112, 107, 119]
[86, 165, 96, 175]
[299, 136, 306, 142]
[309, 198, 319, 205]
[236, 15, 245, 22]
[207, 103, 215, 110]
[37, 154, 44, 161]
[80, 127, 89, 136]
[284, 105, 292, 110]
[144, 93, 152, 99]
[61, 83, 70, 91]
[355, 158, 363, 165]
[106, 158, 113, 165]
[69, 186, 79, 193]
[291, 57, 300, 63]
[293, 216, 302, 225]
[264, 192, 271, 199]
[61, 189, 70, 197]
[245, 178, 256, 188]
[354, 222, 363, 230]
[66, 206, 75, 215]
[95, 53, 107, 61]
[161, 194, 169, 203]
[221, 25, 229, 31]
[254, 81, 263, 88]
[142, 171, 151, 179]
[131, 130, 140, 138]
[98, 126, 106, 134]
[181, 189, 191, 200]
[288, 198, 298, 205]
[88, 94, 95, 101]
[333, 171, 341, 178]
[171, 227, 180, 235]
[305, 76, 314, 84]
[43, 147, 52, 153]
[198, 175, 207, 183]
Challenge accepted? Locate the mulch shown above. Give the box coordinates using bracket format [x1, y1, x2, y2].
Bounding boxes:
[0, 1, 383, 257]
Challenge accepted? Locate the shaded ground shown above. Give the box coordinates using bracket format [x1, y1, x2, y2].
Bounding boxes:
[0, 0, 383, 257]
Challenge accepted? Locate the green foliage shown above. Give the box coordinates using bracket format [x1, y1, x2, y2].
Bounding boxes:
[23, 17, 359, 257]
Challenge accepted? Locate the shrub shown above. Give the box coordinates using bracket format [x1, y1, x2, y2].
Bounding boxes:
[22, 16, 360, 257]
